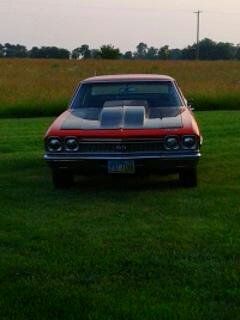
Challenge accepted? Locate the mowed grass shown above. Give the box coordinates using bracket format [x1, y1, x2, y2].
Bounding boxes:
[0, 111, 240, 319]
[0, 59, 240, 118]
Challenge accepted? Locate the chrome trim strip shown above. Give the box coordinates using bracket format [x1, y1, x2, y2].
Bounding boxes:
[78, 138, 164, 143]
[44, 152, 201, 161]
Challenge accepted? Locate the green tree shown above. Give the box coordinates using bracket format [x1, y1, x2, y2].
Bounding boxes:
[123, 51, 133, 59]
[100, 45, 121, 59]
[215, 42, 235, 60]
[4, 43, 27, 58]
[198, 38, 216, 59]
[135, 42, 148, 59]
[90, 49, 101, 59]
[0, 44, 4, 57]
[71, 48, 81, 59]
[72, 44, 91, 59]
[146, 46, 158, 60]
[29, 47, 41, 58]
[158, 45, 170, 60]
[182, 45, 196, 60]
[236, 46, 240, 60]
[169, 49, 182, 60]
[29, 46, 70, 59]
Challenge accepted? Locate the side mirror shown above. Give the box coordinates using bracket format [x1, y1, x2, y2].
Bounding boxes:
[189, 106, 195, 111]
[186, 97, 195, 111]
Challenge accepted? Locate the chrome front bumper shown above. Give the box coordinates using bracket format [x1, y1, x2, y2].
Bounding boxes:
[44, 151, 201, 175]
[44, 152, 201, 161]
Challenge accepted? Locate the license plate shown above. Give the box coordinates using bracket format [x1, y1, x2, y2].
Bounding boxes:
[108, 160, 135, 174]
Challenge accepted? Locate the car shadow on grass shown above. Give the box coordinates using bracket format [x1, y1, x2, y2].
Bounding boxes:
[72, 174, 181, 192]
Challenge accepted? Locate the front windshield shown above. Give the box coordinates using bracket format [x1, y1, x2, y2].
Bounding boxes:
[71, 81, 183, 109]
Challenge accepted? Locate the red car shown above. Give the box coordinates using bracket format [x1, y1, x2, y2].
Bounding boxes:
[44, 74, 202, 188]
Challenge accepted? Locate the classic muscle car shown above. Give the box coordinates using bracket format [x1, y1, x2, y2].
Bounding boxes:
[44, 74, 202, 188]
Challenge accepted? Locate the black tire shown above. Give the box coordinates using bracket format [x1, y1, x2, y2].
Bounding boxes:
[179, 167, 197, 187]
[52, 169, 74, 189]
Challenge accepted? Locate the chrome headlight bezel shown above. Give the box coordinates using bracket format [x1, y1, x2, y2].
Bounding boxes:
[164, 135, 180, 150]
[64, 137, 79, 152]
[182, 135, 198, 150]
[46, 137, 63, 152]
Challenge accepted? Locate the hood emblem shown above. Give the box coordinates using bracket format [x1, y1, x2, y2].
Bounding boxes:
[115, 144, 127, 152]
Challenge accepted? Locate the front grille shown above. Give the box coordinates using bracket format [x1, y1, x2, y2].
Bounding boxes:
[78, 140, 164, 153]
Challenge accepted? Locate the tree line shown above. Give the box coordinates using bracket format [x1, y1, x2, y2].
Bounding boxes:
[0, 38, 240, 60]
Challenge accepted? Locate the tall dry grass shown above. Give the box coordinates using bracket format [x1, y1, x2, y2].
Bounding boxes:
[0, 59, 239, 117]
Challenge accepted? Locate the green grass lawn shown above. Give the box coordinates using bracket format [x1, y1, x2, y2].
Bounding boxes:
[0, 111, 240, 319]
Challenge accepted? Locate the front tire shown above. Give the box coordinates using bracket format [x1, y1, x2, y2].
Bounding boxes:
[179, 168, 197, 187]
[52, 169, 74, 188]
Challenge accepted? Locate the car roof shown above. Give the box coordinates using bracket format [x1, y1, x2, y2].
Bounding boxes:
[81, 74, 175, 83]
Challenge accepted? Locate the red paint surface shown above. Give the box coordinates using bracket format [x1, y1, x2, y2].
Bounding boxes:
[45, 107, 201, 140]
[45, 75, 201, 141]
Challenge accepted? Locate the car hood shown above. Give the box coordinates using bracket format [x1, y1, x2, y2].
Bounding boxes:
[61, 106, 183, 130]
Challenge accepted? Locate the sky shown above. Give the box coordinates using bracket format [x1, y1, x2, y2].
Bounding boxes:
[0, 0, 239, 51]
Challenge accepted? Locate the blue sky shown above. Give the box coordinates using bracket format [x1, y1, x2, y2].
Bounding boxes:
[0, 0, 239, 51]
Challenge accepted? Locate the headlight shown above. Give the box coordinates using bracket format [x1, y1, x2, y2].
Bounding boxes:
[47, 137, 62, 152]
[182, 136, 197, 149]
[65, 137, 79, 152]
[164, 136, 180, 150]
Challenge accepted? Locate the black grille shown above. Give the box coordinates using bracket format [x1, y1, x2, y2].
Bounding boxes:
[78, 140, 164, 153]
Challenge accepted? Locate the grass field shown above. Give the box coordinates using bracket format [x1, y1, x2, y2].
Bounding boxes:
[0, 59, 240, 117]
[1, 111, 240, 319]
